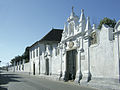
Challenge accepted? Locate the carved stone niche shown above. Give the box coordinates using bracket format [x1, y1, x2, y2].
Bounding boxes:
[90, 32, 97, 45]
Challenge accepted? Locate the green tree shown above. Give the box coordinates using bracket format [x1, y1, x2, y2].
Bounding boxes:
[10, 46, 30, 65]
[22, 47, 30, 63]
[98, 17, 116, 29]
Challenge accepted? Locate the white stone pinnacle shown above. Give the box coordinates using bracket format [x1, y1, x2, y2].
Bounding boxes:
[79, 9, 85, 23]
[92, 24, 96, 30]
[85, 17, 92, 33]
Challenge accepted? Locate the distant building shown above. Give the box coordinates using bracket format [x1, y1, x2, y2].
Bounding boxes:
[29, 29, 63, 76]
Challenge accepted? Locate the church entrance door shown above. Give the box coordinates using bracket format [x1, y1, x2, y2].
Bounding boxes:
[66, 49, 77, 81]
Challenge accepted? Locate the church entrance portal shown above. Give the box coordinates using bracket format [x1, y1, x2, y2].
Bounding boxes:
[46, 59, 49, 75]
[65, 49, 77, 81]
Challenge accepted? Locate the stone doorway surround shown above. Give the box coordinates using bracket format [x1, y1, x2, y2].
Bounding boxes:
[65, 49, 77, 81]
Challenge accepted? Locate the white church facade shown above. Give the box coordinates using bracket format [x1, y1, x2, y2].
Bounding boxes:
[58, 8, 120, 83]
[11, 7, 120, 84]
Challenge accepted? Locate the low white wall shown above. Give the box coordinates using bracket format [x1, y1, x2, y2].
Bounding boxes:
[89, 27, 116, 78]
[9, 62, 30, 73]
[24, 62, 30, 73]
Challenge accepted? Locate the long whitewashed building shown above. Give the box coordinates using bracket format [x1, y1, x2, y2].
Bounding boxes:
[29, 29, 63, 76]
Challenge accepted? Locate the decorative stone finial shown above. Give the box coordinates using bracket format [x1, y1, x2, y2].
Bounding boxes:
[92, 24, 96, 29]
[78, 9, 86, 33]
[71, 6, 74, 16]
[52, 27, 54, 29]
[87, 17, 89, 20]
[81, 9, 84, 13]
[64, 22, 67, 32]
[85, 16, 92, 33]
[79, 9, 85, 23]
[72, 6, 74, 13]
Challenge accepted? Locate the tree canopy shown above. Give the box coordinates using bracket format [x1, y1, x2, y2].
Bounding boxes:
[10, 46, 30, 65]
[98, 17, 116, 29]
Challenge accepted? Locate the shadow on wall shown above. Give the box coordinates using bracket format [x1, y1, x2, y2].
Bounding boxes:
[0, 70, 21, 90]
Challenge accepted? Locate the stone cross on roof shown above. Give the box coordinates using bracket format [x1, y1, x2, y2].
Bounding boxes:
[72, 6, 74, 13]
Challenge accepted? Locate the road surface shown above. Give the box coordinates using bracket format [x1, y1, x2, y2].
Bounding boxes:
[0, 70, 96, 90]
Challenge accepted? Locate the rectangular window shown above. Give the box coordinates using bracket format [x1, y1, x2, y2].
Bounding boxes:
[36, 48, 38, 57]
[31, 51, 32, 59]
[33, 50, 35, 58]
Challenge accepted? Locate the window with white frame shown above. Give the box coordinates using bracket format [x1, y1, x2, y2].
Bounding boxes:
[36, 48, 38, 57]
[31, 51, 32, 59]
[33, 50, 35, 58]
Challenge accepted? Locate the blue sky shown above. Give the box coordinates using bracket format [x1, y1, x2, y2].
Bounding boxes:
[0, 0, 119, 66]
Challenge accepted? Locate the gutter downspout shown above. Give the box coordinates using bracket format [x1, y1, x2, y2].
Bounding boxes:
[117, 33, 120, 83]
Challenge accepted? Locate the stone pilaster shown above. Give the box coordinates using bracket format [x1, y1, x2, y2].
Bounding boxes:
[61, 52, 67, 81]
[75, 48, 82, 83]
[59, 48, 63, 80]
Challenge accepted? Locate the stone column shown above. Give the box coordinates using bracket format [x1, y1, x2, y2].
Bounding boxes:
[75, 48, 82, 83]
[62, 53, 67, 81]
[60, 43, 67, 81]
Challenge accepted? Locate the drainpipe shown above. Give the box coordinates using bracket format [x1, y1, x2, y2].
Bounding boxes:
[87, 37, 92, 82]
[117, 33, 120, 83]
[59, 48, 62, 80]
[30, 51, 31, 75]
[39, 47, 40, 75]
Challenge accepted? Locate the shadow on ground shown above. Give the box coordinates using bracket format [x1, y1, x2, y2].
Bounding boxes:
[0, 70, 21, 90]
